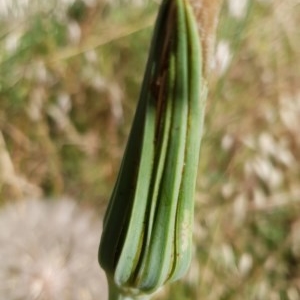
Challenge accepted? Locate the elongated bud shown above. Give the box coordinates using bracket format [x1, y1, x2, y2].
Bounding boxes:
[98, 0, 213, 299]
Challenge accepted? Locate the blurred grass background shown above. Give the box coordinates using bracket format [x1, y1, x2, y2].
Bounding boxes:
[0, 0, 300, 299]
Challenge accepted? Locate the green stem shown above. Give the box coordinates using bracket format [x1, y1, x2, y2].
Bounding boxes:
[108, 278, 152, 300]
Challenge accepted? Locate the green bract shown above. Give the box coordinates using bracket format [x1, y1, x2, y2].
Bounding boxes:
[99, 0, 207, 298]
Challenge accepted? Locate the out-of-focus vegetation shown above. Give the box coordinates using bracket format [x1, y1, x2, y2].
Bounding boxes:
[0, 198, 107, 299]
[0, 0, 299, 299]
[0, 0, 158, 207]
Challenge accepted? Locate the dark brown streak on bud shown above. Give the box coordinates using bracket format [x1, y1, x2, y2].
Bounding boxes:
[150, 0, 176, 145]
